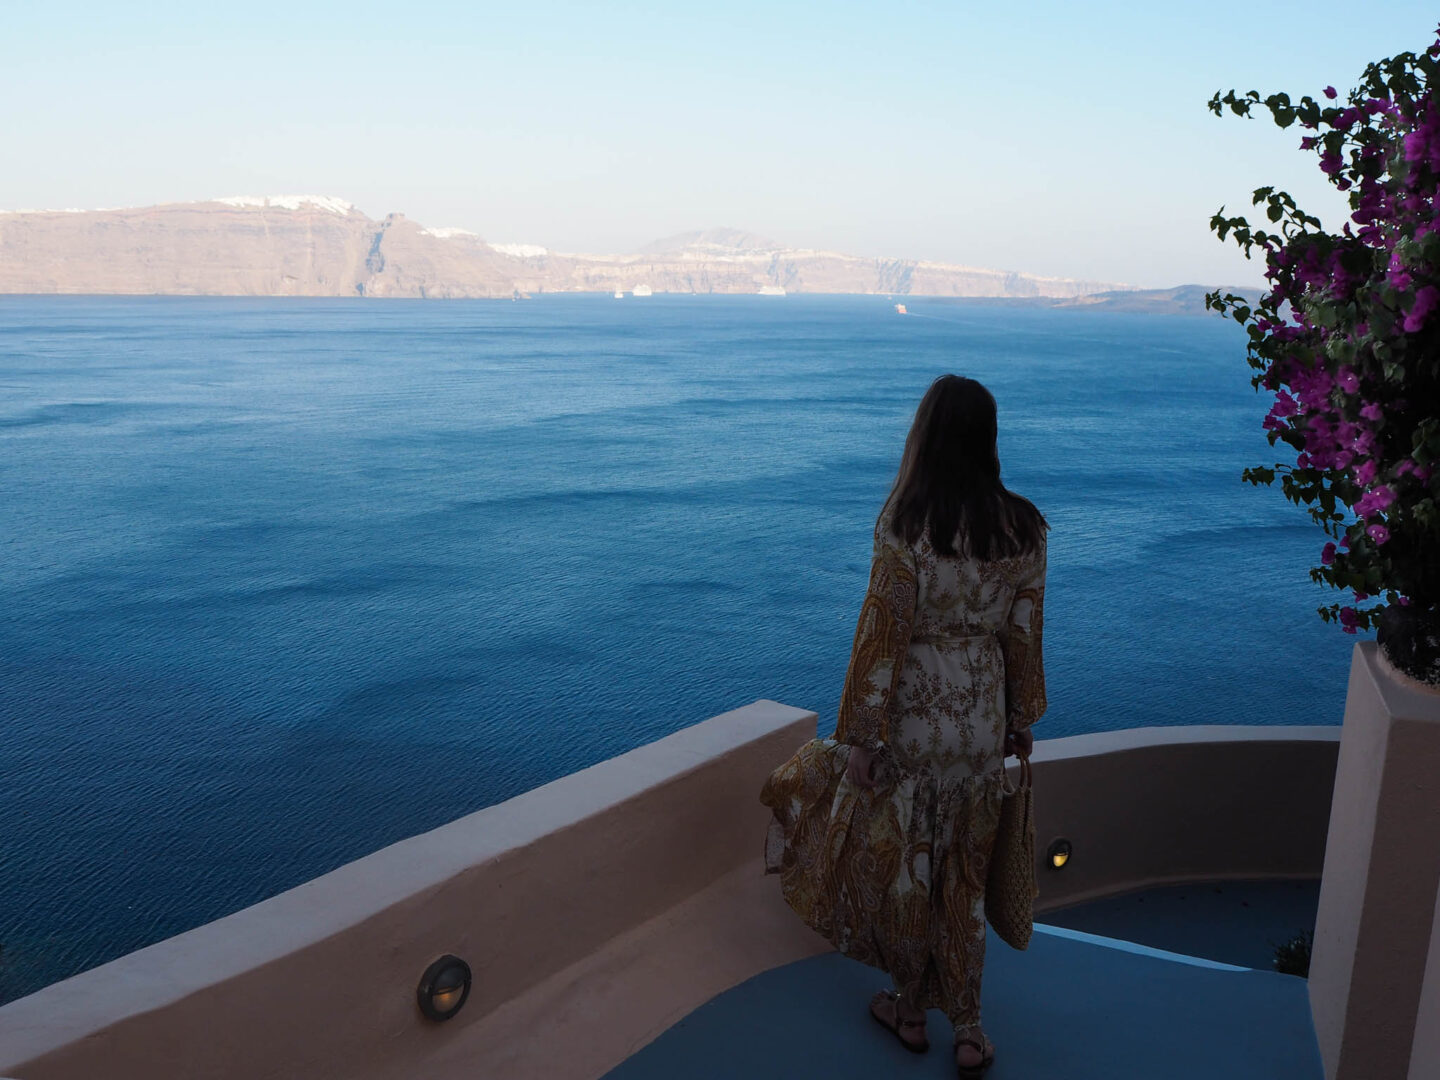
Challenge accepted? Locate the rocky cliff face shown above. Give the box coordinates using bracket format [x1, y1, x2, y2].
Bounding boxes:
[0, 198, 521, 298]
[0, 197, 1127, 299]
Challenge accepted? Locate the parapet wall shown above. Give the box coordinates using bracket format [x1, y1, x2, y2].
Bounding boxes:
[0, 711, 1339, 1080]
[1029, 725, 1339, 913]
[0, 701, 824, 1080]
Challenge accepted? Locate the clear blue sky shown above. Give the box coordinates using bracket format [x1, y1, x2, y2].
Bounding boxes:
[4, 2, 1437, 287]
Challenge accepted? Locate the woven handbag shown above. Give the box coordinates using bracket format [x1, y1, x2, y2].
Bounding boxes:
[985, 752, 1038, 950]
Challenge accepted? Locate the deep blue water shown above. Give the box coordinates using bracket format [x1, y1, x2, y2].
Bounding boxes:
[0, 294, 1356, 1004]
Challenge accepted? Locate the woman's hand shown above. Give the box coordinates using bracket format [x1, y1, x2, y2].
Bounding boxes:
[846, 745, 878, 790]
[1004, 727, 1033, 759]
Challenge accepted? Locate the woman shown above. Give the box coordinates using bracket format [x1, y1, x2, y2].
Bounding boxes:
[760, 374, 1047, 1078]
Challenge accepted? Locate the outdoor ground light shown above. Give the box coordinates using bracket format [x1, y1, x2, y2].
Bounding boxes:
[417, 955, 472, 1021]
[1047, 838, 1072, 870]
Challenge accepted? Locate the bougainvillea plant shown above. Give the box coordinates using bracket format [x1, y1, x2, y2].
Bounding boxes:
[1206, 30, 1440, 676]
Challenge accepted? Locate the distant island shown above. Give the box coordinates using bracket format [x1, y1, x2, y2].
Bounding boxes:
[931, 284, 1264, 316]
[0, 195, 1132, 300]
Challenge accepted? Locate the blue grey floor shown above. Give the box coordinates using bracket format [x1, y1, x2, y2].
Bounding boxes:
[1040, 879, 1320, 970]
[604, 884, 1323, 1080]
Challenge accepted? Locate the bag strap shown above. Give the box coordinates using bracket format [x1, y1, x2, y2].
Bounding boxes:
[1001, 751, 1032, 795]
[1005, 751, 1032, 793]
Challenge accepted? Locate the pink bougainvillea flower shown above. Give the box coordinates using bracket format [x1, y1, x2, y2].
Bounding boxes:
[1354, 485, 1397, 516]
[1405, 129, 1430, 163]
[1292, 368, 1333, 410]
[1212, 45, 1440, 642]
[1403, 285, 1440, 332]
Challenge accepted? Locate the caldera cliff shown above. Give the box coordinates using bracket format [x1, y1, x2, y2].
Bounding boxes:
[0, 197, 1129, 299]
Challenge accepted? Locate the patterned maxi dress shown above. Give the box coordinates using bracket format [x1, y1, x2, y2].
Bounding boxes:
[759, 506, 1046, 1027]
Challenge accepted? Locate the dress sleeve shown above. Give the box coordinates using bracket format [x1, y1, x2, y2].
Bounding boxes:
[1001, 538, 1048, 732]
[834, 535, 918, 752]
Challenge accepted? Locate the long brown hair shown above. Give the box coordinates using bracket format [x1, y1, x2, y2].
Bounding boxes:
[885, 374, 1047, 560]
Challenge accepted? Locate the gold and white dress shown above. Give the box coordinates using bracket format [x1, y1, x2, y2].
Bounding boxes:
[760, 506, 1046, 1027]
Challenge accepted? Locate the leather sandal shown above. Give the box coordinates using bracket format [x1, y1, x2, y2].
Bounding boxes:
[869, 989, 929, 1053]
[953, 1024, 996, 1078]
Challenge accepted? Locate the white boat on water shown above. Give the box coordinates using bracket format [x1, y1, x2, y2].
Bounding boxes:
[758, 285, 786, 296]
[614, 289, 625, 299]
[632, 284, 653, 297]
[895, 303, 908, 315]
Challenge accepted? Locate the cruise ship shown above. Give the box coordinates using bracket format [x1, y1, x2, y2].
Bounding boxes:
[632, 284, 653, 297]
[758, 285, 786, 296]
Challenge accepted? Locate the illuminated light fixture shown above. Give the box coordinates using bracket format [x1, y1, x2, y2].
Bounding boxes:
[1047, 839, 1072, 870]
[417, 955, 472, 1021]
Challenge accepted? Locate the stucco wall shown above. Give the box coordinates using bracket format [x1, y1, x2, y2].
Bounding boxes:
[1307, 643, 1440, 1080]
[0, 700, 822, 1080]
[1028, 725, 1339, 914]
[1408, 878, 1440, 1080]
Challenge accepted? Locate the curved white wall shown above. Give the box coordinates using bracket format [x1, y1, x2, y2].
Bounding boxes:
[1028, 725, 1338, 912]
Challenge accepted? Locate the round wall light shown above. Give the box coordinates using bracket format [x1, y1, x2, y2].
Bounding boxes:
[1047, 838, 1072, 870]
[417, 955, 472, 1021]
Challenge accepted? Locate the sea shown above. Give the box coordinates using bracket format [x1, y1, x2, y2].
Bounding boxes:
[0, 293, 1357, 1005]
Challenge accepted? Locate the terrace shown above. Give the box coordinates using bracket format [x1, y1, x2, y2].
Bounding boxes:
[0, 644, 1435, 1080]
[607, 899, 1323, 1080]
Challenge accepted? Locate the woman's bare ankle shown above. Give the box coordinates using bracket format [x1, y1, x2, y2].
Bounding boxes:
[894, 992, 925, 1023]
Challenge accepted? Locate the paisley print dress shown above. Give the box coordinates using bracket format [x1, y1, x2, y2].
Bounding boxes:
[759, 506, 1046, 1026]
